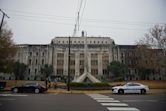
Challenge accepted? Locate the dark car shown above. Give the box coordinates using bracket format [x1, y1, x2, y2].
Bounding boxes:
[11, 82, 47, 94]
[0, 82, 6, 90]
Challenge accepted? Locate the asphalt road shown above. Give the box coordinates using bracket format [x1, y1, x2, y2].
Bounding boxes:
[0, 93, 165, 111]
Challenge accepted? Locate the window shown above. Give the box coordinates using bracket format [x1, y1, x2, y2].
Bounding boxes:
[42, 52, 44, 56]
[91, 53, 98, 58]
[57, 60, 64, 65]
[121, 53, 124, 58]
[36, 52, 38, 56]
[17, 53, 20, 57]
[35, 69, 37, 74]
[36, 59, 38, 65]
[29, 59, 32, 65]
[91, 69, 98, 75]
[91, 60, 98, 65]
[80, 53, 84, 58]
[80, 69, 84, 74]
[70, 60, 75, 65]
[29, 52, 32, 56]
[28, 68, 31, 74]
[103, 69, 107, 75]
[70, 69, 75, 74]
[57, 69, 63, 75]
[70, 53, 75, 58]
[80, 60, 84, 65]
[57, 53, 64, 58]
[42, 59, 44, 65]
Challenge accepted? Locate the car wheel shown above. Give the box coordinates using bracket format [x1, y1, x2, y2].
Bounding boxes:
[141, 89, 146, 94]
[34, 88, 40, 94]
[118, 89, 124, 94]
[13, 88, 18, 93]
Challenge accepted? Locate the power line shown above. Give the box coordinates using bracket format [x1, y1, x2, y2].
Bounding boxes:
[2, 8, 166, 26]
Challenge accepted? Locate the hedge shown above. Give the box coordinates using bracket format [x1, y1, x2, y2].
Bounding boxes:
[69, 82, 110, 87]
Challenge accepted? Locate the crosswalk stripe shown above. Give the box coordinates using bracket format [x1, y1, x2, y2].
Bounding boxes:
[101, 103, 128, 106]
[87, 94, 140, 111]
[93, 97, 114, 100]
[87, 94, 109, 98]
[107, 107, 140, 111]
[96, 100, 120, 103]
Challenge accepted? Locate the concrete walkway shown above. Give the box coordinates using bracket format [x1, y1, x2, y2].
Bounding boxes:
[47, 88, 166, 94]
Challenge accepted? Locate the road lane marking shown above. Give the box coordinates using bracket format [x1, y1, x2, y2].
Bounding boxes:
[101, 103, 128, 106]
[122, 100, 158, 102]
[107, 107, 140, 111]
[96, 100, 120, 103]
[0, 94, 28, 97]
[0, 98, 16, 101]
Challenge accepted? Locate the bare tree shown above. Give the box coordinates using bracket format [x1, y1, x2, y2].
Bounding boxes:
[137, 25, 166, 55]
[135, 25, 166, 79]
[0, 23, 17, 73]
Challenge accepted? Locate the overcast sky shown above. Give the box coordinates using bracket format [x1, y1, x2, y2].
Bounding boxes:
[0, 0, 166, 45]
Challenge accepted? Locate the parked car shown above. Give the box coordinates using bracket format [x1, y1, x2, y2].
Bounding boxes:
[0, 82, 6, 90]
[112, 82, 149, 94]
[11, 82, 47, 94]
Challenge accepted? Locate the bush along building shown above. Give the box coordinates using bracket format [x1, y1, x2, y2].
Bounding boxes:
[0, 36, 165, 81]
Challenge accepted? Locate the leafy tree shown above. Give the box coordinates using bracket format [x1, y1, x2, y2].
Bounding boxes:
[41, 64, 53, 88]
[41, 64, 53, 80]
[13, 62, 27, 80]
[0, 23, 17, 73]
[107, 61, 128, 81]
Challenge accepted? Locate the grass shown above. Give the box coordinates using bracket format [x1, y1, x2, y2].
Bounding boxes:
[1, 80, 166, 89]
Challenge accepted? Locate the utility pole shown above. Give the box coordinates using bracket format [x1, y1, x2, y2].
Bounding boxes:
[0, 9, 9, 35]
[67, 36, 71, 91]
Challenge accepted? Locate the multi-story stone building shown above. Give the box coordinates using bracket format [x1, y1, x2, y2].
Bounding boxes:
[0, 36, 165, 80]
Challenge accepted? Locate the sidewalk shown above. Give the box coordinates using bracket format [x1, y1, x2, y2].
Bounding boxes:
[1, 87, 165, 94]
[47, 88, 166, 94]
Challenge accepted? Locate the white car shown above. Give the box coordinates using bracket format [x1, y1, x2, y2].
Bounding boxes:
[112, 82, 149, 94]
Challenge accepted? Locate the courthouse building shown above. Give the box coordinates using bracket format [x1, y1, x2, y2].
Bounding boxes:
[0, 36, 165, 81]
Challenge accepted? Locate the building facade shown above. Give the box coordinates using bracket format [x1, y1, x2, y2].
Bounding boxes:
[0, 36, 165, 80]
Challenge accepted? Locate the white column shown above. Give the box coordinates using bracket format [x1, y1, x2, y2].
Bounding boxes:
[75, 52, 80, 78]
[98, 52, 102, 76]
[48, 46, 52, 65]
[109, 47, 113, 63]
[53, 48, 57, 75]
[88, 52, 91, 73]
[63, 49, 68, 76]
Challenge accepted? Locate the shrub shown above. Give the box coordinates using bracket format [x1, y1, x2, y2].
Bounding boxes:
[69, 82, 88, 87]
[69, 82, 110, 87]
